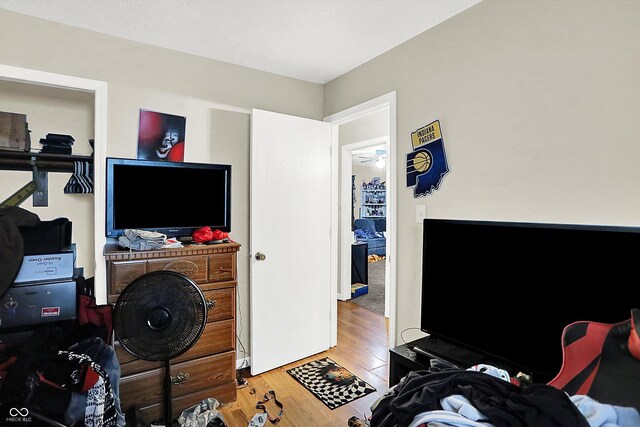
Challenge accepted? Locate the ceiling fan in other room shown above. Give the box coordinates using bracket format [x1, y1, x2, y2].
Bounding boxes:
[356, 149, 387, 169]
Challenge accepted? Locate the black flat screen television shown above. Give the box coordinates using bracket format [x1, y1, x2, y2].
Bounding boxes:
[420, 218, 639, 383]
[105, 157, 231, 238]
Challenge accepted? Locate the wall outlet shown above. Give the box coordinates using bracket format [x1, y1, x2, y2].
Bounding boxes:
[416, 204, 427, 223]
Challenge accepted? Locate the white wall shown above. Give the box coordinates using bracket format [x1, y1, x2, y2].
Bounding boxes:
[324, 0, 640, 344]
[339, 108, 389, 145]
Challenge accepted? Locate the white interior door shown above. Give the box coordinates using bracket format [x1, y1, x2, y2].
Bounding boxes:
[250, 109, 332, 375]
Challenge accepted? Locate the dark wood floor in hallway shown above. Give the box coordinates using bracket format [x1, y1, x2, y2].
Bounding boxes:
[218, 301, 389, 426]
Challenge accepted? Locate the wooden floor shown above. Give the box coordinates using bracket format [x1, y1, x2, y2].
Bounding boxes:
[218, 301, 389, 427]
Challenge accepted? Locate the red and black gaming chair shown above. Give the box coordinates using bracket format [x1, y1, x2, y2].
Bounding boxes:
[548, 308, 640, 410]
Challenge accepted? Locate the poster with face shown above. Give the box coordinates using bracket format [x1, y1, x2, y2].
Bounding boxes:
[137, 109, 186, 162]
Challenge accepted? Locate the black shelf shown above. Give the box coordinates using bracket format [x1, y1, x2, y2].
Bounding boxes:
[390, 337, 540, 386]
[0, 151, 93, 173]
[389, 339, 430, 386]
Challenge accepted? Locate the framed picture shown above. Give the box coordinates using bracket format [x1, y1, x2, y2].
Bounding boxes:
[137, 109, 186, 162]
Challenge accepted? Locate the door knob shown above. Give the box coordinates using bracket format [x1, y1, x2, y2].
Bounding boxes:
[255, 252, 266, 261]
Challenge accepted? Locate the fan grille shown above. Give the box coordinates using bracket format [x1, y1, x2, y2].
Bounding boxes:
[114, 271, 207, 361]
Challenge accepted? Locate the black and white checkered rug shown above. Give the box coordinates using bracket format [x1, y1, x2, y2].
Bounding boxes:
[286, 357, 376, 410]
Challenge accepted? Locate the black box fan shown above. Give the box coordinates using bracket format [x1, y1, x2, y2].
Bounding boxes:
[114, 271, 207, 425]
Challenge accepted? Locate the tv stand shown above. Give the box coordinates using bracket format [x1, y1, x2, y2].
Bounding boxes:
[412, 336, 486, 368]
[389, 336, 530, 386]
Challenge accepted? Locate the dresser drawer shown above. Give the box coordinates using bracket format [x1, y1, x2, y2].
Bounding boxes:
[117, 319, 235, 377]
[108, 260, 146, 298]
[172, 319, 235, 363]
[147, 255, 208, 284]
[204, 287, 235, 322]
[107, 255, 210, 302]
[119, 351, 235, 412]
[208, 253, 236, 282]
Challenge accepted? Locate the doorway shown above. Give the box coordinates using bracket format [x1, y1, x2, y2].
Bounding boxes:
[325, 91, 397, 348]
[350, 141, 388, 316]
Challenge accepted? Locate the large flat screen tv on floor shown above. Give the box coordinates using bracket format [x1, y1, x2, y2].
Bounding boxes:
[420, 218, 639, 383]
[106, 158, 231, 239]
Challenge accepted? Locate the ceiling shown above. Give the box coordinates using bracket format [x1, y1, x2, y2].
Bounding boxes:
[0, 0, 481, 84]
[353, 145, 386, 167]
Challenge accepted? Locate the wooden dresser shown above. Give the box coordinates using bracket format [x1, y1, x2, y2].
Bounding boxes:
[104, 242, 240, 421]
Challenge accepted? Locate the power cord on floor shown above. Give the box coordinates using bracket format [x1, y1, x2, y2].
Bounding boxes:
[236, 284, 250, 388]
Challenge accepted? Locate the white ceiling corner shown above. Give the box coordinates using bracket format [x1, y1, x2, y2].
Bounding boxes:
[0, 0, 482, 84]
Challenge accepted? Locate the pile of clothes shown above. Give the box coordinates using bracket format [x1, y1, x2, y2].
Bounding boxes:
[0, 296, 125, 426]
[350, 361, 640, 427]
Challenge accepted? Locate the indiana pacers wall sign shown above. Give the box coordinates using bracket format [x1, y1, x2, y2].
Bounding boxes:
[406, 120, 449, 197]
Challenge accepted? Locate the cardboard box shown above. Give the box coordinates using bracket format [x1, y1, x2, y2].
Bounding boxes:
[0, 111, 30, 152]
[0, 280, 77, 329]
[14, 249, 75, 284]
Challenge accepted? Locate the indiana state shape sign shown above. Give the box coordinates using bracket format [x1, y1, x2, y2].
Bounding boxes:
[406, 120, 449, 197]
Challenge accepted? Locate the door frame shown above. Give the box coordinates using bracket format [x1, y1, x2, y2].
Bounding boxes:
[341, 136, 389, 305]
[324, 91, 397, 348]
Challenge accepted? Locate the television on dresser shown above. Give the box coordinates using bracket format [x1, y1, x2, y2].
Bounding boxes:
[105, 157, 231, 238]
[420, 217, 640, 383]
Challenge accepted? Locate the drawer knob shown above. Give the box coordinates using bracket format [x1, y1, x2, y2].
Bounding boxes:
[171, 372, 189, 385]
[206, 299, 217, 309]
